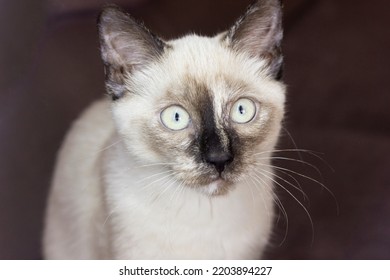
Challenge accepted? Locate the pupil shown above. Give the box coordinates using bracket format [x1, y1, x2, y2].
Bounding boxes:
[238, 105, 245, 115]
[174, 112, 180, 122]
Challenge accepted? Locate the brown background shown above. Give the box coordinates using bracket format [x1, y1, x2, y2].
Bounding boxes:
[1, 0, 389, 259]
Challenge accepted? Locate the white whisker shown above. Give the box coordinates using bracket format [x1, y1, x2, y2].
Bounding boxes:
[250, 171, 289, 245]
[156, 175, 180, 202]
[256, 169, 315, 246]
[281, 126, 304, 162]
[247, 175, 270, 220]
[244, 176, 256, 213]
[135, 169, 175, 184]
[257, 156, 322, 176]
[140, 171, 176, 192]
[255, 148, 335, 173]
[254, 164, 309, 202]
[136, 162, 177, 168]
[69, 139, 123, 164]
[98, 139, 124, 153]
[257, 162, 339, 215]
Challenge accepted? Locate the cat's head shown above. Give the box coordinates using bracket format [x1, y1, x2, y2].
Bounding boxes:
[98, 0, 285, 195]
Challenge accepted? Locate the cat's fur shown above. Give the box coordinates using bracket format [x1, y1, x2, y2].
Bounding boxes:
[43, 0, 286, 259]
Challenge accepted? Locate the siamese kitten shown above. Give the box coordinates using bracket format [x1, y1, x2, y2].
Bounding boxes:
[43, 0, 285, 259]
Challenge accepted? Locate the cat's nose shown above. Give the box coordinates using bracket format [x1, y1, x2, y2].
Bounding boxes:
[205, 151, 233, 174]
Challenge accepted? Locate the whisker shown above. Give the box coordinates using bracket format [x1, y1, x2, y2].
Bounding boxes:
[254, 165, 309, 202]
[135, 169, 175, 184]
[98, 139, 123, 153]
[249, 176, 274, 221]
[254, 148, 322, 157]
[169, 178, 184, 206]
[148, 175, 178, 205]
[158, 178, 177, 199]
[256, 169, 315, 246]
[69, 139, 123, 164]
[102, 204, 120, 227]
[140, 171, 176, 192]
[256, 148, 335, 173]
[257, 156, 322, 176]
[250, 171, 289, 246]
[266, 165, 306, 202]
[244, 176, 257, 214]
[258, 162, 339, 215]
[135, 162, 177, 168]
[171, 181, 189, 216]
[253, 155, 306, 193]
[281, 126, 304, 162]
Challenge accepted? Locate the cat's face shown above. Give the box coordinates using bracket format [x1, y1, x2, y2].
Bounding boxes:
[98, 0, 285, 195]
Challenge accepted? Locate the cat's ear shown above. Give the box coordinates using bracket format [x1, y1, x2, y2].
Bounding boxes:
[98, 5, 165, 100]
[228, 0, 283, 80]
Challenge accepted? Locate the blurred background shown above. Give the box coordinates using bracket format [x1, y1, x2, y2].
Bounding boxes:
[1, 0, 389, 259]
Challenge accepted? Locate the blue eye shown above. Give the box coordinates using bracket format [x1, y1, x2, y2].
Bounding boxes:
[231, 98, 256, 124]
[161, 105, 190, 130]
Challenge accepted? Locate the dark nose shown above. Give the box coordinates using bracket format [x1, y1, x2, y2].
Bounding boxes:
[205, 150, 233, 174]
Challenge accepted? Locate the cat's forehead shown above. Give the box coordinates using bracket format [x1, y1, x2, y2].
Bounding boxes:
[155, 35, 285, 107]
[153, 36, 251, 100]
[164, 34, 267, 82]
[163, 74, 248, 112]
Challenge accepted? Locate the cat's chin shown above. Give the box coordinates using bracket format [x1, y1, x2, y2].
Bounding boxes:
[198, 178, 235, 196]
[177, 170, 238, 196]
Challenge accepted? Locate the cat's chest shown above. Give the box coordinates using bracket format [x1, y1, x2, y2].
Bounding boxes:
[106, 179, 271, 259]
[102, 147, 273, 259]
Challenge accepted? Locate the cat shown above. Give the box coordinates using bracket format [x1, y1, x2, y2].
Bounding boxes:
[43, 0, 286, 259]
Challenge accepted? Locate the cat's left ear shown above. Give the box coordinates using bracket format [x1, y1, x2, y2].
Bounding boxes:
[98, 5, 165, 100]
[228, 0, 283, 80]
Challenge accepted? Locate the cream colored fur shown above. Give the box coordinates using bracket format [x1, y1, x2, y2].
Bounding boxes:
[44, 1, 286, 259]
[43, 34, 285, 259]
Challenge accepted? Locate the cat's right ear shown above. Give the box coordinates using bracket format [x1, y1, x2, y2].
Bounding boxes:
[98, 5, 165, 100]
[227, 0, 283, 80]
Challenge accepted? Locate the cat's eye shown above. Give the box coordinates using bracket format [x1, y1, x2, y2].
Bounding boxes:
[160, 105, 190, 131]
[230, 98, 257, 124]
